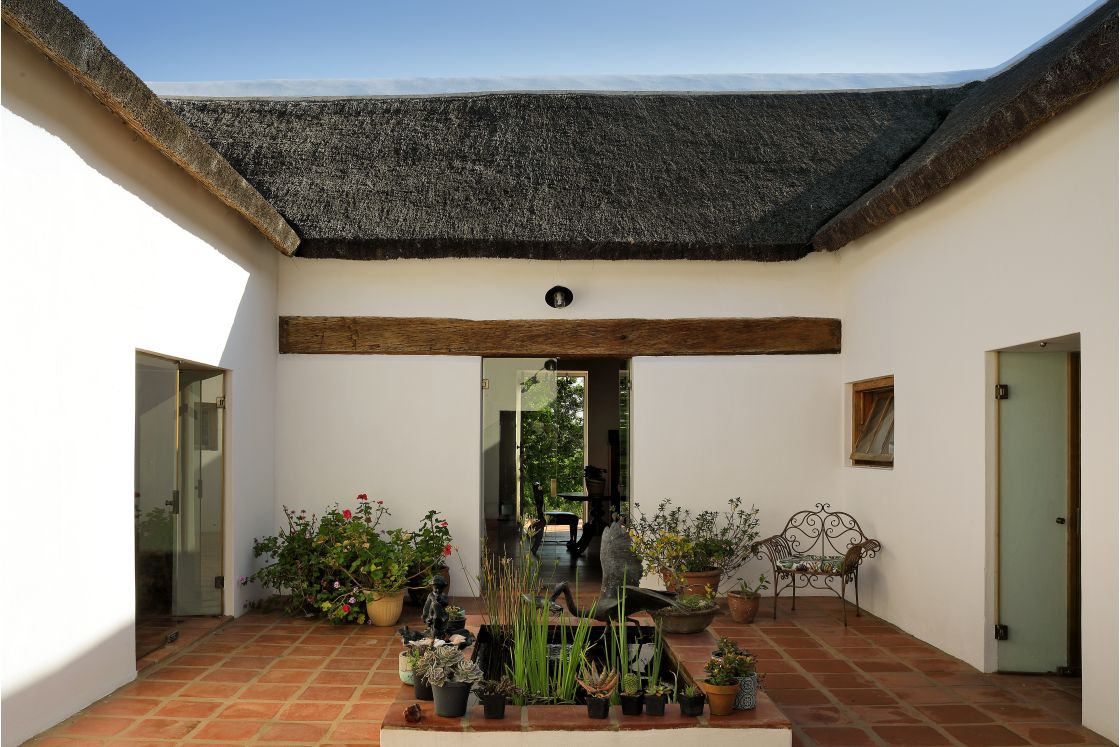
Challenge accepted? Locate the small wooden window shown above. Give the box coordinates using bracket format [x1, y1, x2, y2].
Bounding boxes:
[851, 376, 893, 466]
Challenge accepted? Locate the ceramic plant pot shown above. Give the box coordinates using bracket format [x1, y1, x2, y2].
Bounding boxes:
[480, 693, 507, 719]
[619, 693, 644, 716]
[586, 696, 611, 719]
[645, 693, 667, 716]
[398, 652, 414, 685]
[413, 674, 434, 701]
[432, 681, 472, 718]
[726, 591, 761, 624]
[700, 681, 739, 716]
[734, 673, 758, 710]
[366, 590, 405, 627]
[679, 693, 706, 717]
[652, 605, 719, 634]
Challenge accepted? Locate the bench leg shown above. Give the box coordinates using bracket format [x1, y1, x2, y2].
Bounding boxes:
[772, 574, 780, 619]
[791, 576, 797, 611]
[854, 570, 862, 618]
[841, 577, 848, 627]
[568, 520, 578, 545]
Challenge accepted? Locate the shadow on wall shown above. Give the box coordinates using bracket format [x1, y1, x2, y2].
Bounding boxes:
[0, 622, 136, 746]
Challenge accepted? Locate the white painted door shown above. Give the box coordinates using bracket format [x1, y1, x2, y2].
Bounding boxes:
[997, 352, 1069, 673]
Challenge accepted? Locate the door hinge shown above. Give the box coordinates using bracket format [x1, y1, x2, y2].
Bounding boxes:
[214, 575, 225, 589]
[994, 624, 1009, 640]
[481, 379, 489, 390]
[216, 396, 226, 409]
[995, 384, 1009, 400]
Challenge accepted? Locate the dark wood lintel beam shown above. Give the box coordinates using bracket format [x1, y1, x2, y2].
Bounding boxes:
[279, 316, 841, 356]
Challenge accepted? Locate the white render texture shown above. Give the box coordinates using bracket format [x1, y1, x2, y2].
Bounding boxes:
[0, 25, 280, 747]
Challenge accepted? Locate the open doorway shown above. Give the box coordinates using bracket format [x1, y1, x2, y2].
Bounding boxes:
[135, 353, 225, 661]
[994, 334, 1081, 675]
[481, 357, 630, 587]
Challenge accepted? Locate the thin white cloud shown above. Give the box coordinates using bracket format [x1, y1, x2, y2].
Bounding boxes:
[149, 71, 990, 98]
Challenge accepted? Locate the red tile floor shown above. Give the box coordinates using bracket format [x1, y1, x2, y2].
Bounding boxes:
[26, 596, 1109, 747]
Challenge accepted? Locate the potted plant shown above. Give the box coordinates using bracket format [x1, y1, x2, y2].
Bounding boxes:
[474, 677, 522, 720]
[709, 637, 759, 709]
[577, 663, 618, 719]
[678, 683, 705, 717]
[406, 511, 453, 605]
[415, 644, 483, 718]
[619, 672, 644, 715]
[629, 498, 761, 595]
[644, 682, 671, 716]
[726, 574, 769, 624]
[405, 639, 437, 699]
[701, 650, 753, 715]
[445, 604, 466, 627]
[651, 590, 719, 634]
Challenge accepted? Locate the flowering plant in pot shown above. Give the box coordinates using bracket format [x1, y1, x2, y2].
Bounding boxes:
[629, 497, 760, 595]
[414, 644, 483, 718]
[701, 649, 755, 715]
[318, 496, 421, 627]
[577, 663, 618, 719]
[474, 677, 522, 720]
[406, 511, 453, 604]
[726, 574, 769, 624]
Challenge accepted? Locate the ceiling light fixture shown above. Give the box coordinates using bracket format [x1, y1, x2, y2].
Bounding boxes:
[545, 285, 573, 309]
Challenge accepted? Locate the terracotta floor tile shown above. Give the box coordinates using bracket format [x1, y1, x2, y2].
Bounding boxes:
[873, 725, 954, 746]
[871, 672, 938, 688]
[225, 655, 282, 669]
[830, 688, 898, 706]
[782, 706, 852, 725]
[766, 673, 816, 689]
[199, 668, 258, 683]
[217, 700, 285, 719]
[193, 720, 266, 740]
[281, 702, 347, 721]
[259, 667, 316, 684]
[258, 722, 332, 741]
[271, 655, 323, 669]
[152, 700, 222, 718]
[890, 687, 965, 705]
[360, 685, 406, 701]
[801, 659, 857, 673]
[118, 681, 185, 698]
[120, 718, 201, 739]
[147, 667, 203, 682]
[329, 720, 385, 740]
[300, 685, 358, 701]
[1007, 723, 1112, 745]
[60, 716, 134, 737]
[856, 659, 914, 673]
[87, 697, 161, 717]
[802, 726, 878, 745]
[345, 703, 392, 721]
[314, 669, 369, 685]
[178, 682, 243, 698]
[769, 689, 832, 706]
[917, 704, 995, 724]
[848, 705, 922, 725]
[814, 672, 878, 689]
[238, 683, 301, 700]
[978, 703, 1056, 722]
[27, 739, 104, 747]
[943, 724, 1031, 746]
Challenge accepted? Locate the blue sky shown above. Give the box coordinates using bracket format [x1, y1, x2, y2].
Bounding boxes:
[63, 1, 1097, 93]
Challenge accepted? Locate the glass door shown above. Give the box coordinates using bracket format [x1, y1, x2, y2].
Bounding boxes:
[135, 355, 224, 657]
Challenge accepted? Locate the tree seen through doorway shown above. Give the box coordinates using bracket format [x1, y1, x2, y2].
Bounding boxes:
[520, 373, 586, 516]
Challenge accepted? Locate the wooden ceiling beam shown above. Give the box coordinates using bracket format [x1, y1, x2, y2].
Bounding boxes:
[279, 316, 841, 356]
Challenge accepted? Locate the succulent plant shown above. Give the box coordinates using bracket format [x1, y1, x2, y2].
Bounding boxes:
[415, 643, 483, 687]
[577, 663, 619, 699]
[620, 672, 641, 696]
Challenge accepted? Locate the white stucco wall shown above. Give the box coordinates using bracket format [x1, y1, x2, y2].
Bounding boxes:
[0, 26, 280, 747]
[835, 82, 1118, 741]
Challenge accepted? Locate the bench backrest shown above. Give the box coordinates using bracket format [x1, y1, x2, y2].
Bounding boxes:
[780, 503, 869, 557]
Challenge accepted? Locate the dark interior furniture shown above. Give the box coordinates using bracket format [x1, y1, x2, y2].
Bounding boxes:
[529, 482, 579, 556]
[557, 492, 623, 558]
[753, 503, 881, 625]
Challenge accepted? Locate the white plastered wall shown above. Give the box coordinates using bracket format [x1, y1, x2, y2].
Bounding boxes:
[0, 26, 280, 747]
[835, 82, 1118, 741]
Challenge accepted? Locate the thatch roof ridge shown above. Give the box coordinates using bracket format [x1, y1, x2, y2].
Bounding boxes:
[1, 0, 300, 256]
[165, 86, 967, 261]
[813, 0, 1119, 253]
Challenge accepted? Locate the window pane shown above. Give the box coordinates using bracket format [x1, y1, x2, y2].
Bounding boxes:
[869, 394, 894, 455]
[854, 394, 887, 454]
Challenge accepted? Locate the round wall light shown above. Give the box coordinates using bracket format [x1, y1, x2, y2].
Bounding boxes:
[545, 285, 574, 309]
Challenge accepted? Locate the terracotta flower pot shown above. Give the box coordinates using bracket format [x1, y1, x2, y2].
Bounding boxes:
[663, 568, 722, 597]
[652, 605, 719, 634]
[365, 590, 405, 627]
[726, 591, 761, 624]
[700, 681, 739, 716]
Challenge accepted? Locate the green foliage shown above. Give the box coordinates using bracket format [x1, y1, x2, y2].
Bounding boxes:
[415, 644, 483, 687]
[629, 497, 762, 586]
[621, 672, 641, 696]
[520, 374, 587, 514]
[577, 662, 619, 699]
[704, 650, 756, 686]
[736, 573, 770, 598]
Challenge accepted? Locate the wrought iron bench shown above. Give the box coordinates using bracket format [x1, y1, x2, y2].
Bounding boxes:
[752, 503, 881, 625]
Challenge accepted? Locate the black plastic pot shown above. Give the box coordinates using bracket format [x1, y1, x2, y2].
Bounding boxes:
[480, 693, 507, 719]
[645, 693, 667, 716]
[413, 675, 433, 701]
[432, 681, 473, 718]
[619, 693, 644, 716]
[679, 693, 705, 717]
[587, 696, 611, 719]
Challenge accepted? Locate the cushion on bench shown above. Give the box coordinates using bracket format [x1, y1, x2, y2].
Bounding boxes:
[776, 555, 845, 574]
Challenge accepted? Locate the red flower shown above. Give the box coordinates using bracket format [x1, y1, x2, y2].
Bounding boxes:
[343, 509, 353, 519]
[439, 521, 448, 528]
[357, 493, 368, 501]
[377, 500, 384, 505]
[342, 603, 351, 613]
[442, 544, 452, 557]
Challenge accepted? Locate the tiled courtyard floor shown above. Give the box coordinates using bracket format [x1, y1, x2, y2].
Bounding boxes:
[27, 596, 1107, 747]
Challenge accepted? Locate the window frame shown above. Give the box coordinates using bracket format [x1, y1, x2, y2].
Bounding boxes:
[851, 375, 894, 467]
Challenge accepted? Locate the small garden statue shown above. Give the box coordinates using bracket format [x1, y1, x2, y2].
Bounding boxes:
[421, 575, 451, 640]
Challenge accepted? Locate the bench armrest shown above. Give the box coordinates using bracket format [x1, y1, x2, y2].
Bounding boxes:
[752, 534, 793, 564]
[842, 538, 882, 572]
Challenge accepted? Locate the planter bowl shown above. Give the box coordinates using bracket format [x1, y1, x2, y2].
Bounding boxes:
[652, 605, 719, 634]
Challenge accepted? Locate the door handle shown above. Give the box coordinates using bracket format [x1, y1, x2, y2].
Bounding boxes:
[165, 490, 180, 514]
[1055, 517, 1066, 524]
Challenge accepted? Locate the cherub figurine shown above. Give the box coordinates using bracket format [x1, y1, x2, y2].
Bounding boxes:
[421, 575, 450, 640]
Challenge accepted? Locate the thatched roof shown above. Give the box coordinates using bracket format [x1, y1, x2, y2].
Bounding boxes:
[1, 0, 299, 255]
[814, 0, 1119, 252]
[165, 87, 968, 261]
